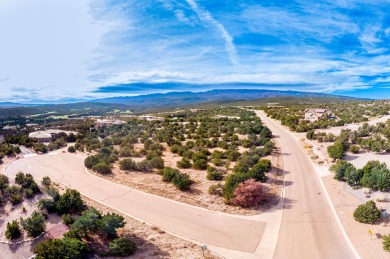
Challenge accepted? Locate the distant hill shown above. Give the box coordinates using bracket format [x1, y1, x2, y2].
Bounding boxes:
[0, 102, 40, 107]
[91, 89, 363, 110]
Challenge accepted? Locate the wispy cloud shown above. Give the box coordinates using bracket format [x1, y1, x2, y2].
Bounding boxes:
[2, 0, 390, 102]
[184, 0, 239, 66]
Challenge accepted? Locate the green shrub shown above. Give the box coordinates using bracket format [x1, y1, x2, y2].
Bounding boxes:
[61, 213, 74, 225]
[327, 141, 347, 160]
[172, 173, 192, 191]
[55, 189, 85, 215]
[206, 167, 224, 181]
[177, 158, 192, 169]
[92, 162, 112, 174]
[349, 145, 360, 154]
[193, 159, 208, 170]
[109, 238, 137, 257]
[6, 185, 22, 205]
[22, 211, 46, 237]
[41, 176, 51, 188]
[68, 146, 76, 153]
[24, 188, 34, 198]
[162, 167, 180, 182]
[6, 220, 21, 239]
[100, 213, 126, 238]
[330, 160, 356, 181]
[383, 234, 390, 252]
[119, 159, 138, 171]
[353, 201, 381, 224]
[34, 238, 89, 259]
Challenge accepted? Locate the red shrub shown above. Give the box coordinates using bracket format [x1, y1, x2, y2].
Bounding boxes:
[231, 179, 267, 207]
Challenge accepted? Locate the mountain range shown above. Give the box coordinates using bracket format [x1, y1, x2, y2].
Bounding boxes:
[90, 89, 362, 109]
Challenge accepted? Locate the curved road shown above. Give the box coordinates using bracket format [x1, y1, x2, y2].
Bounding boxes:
[255, 110, 357, 259]
[6, 153, 265, 254]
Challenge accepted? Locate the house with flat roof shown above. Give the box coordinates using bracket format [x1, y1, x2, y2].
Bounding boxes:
[94, 119, 127, 128]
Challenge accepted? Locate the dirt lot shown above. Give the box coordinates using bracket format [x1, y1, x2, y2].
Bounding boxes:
[95, 140, 283, 216]
[322, 176, 390, 259]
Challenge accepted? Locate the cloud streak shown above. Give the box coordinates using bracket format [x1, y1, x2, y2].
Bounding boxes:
[185, 0, 239, 66]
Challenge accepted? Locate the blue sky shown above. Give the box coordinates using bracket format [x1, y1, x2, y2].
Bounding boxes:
[1, 0, 390, 102]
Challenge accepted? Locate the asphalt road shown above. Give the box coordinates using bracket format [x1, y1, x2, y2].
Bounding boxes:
[255, 110, 357, 259]
[6, 153, 266, 253]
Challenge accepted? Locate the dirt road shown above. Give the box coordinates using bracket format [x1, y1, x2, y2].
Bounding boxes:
[255, 110, 358, 259]
[6, 153, 266, 254]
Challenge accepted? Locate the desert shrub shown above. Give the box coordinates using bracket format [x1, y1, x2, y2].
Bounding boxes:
[71, 207, 102, 237]
[41, 176, 51, 188]
[177, 158, 192, 169]
[109, 238, 137, 257]
[162, 167, 180, 182]
[22, 211, 46, 237]
[24, 188, 34, 198]
[61, 213, 74, 225]
[38, 198, 56, 213]
[383, 234, 390, 252]
[34, 238, 89, 259]
[353, 200, 380, 224]
[68, 146, 76, 153]
[55, 189, 85, 215]
[327, 141, 347, 160]
[172, 173, 192, 190]
[100, 213, 126, 238]
[92, 162, 112, 174]
[193, 159, 208, 170]
[149, 156, 165, 169]
[6, 220, 21, 239]
[6, 185, 22, 205]
[206, 167, 224, 181]
[231, 179, 267, 207]
[349, 145, 360, 154]
[360, 161, 390, 191]
[0, 174, 9, 193]
[119, 159, 138, 171]
[330, 160, 356, 181]
[248, 159, 271, 182]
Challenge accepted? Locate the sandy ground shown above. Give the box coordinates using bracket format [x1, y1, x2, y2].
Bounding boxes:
[315, 114, 390, 135]
[97, 140, 283, 216]
[322, 175, 390, 259]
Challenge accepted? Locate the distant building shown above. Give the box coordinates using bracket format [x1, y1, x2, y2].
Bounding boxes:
[138, 115, 164, 122]
[0, 135, 4, 144]
[304, 108, 331, 122]
[190, 109, 205, 113]
[29, 129, 78, 143]
[213, 115, 240, 120]
[94, 119, 127, 128]
[29, 131, 52, 143]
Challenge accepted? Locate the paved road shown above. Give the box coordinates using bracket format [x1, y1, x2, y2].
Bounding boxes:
[6, 153, 266, 253]
[255, 111, 357, 259]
